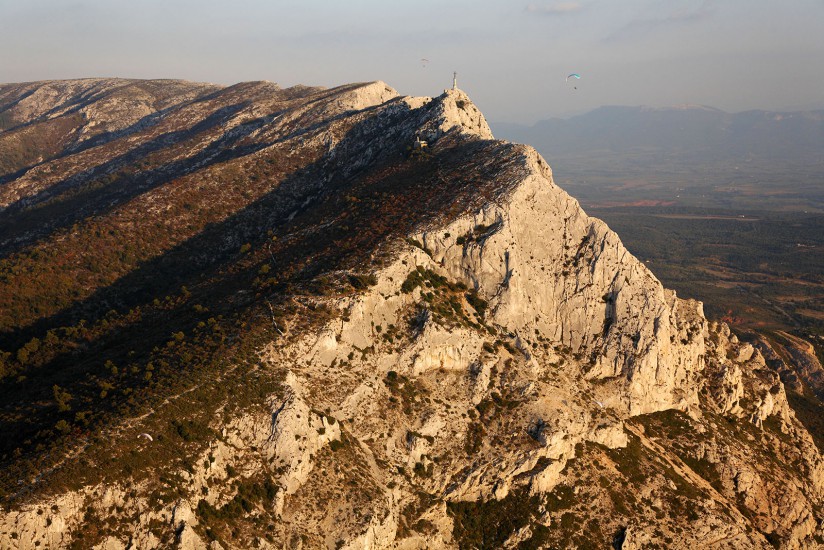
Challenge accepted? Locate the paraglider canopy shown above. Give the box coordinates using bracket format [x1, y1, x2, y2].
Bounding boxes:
[566, 73, 581, 82]
[138, 433, 153, 442]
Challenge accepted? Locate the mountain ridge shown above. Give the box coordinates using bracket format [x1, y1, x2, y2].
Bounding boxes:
[0, 79, 821, 549]
[493, 104, 824, 159]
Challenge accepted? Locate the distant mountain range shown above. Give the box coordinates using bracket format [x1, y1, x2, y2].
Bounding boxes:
[492, 105, 824, 213]
[493, 105, 824, 163]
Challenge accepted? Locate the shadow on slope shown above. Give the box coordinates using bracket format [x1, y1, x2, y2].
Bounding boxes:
[0, 99, 518, 500]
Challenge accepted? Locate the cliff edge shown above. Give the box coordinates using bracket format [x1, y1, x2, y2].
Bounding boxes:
[0, 80, 821, 549]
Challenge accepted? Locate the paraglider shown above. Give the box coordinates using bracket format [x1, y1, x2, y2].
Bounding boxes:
[566, 73, 581, 90]
[138, 433, 153, 442]
[420, 58, 430, 68]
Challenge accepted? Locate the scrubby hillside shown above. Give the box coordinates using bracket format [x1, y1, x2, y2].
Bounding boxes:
[0, 79, 821, 549]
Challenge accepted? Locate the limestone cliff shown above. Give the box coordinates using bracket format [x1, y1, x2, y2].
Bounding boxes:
[0, 79, 821, 549]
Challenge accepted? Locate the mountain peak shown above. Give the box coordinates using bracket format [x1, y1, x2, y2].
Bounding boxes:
[0, 78, 821, 549]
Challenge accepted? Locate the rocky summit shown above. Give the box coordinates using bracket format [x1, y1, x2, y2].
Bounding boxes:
[0, 79, 822, 549]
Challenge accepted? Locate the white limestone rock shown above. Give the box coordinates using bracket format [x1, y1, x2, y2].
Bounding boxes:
[417, 147, 706, 416]
[267, 373, 342, 494]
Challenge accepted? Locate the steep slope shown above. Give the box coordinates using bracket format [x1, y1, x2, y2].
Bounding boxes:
[0, 78, 221, 183]
[0, 80, 821, 549]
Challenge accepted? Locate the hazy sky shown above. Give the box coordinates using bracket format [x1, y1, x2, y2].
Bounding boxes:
[2, 0, 823, 122]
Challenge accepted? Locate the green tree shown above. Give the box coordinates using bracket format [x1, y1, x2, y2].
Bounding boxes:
[53, 385, 73, 412]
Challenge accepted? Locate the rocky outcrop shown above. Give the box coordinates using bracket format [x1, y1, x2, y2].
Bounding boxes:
[0, 78, 821, 549]
[265, 373, 342, 495]
[416, 149, 706, 417]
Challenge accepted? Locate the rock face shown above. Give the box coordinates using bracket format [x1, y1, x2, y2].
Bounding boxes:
[0, 79, 822, 549]
[416, 152, 706, 417]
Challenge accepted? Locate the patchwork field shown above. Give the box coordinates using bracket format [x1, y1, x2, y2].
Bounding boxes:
[587, 206, 824, 337]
